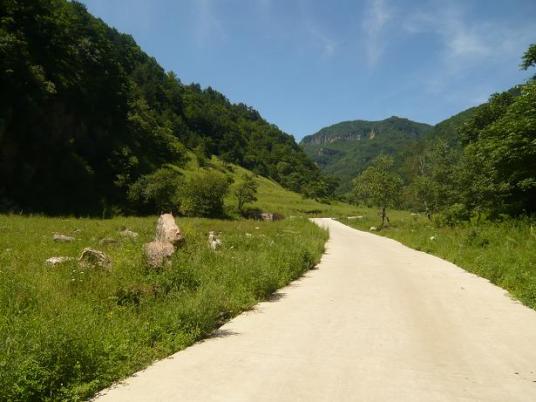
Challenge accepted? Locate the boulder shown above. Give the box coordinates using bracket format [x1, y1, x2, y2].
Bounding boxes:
[119, 229, 139, 239]
[143, 241, 175, 268]
[78, 248, 111, 269]
[53, 234, 75, 242]
[155, 213, 183, 246]
[45, 256, 75, 266]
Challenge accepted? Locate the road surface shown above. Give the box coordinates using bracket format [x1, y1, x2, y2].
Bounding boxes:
[95, 218, 536, 401]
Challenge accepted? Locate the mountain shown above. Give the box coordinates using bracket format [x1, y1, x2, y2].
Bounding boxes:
[300, 116, 433, 194]
[0, 0, 328, 215]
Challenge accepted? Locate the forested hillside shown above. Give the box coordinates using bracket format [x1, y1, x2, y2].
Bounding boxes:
[300, 116, 432, 193]
[352, 44, 535, 221]
[0, 0, 329, 215]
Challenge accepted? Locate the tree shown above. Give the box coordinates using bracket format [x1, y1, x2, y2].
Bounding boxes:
[127, 166, 183, 214]
[234, 174, 258, 213]
[521, 43, 536, 76]
[352, 155, 402, 228]
[181, 171, 231, 217]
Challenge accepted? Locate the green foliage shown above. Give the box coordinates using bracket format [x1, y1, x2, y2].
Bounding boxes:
[459, 79, 536, 215]
[352, 155, 402, 227]
[432, 203, 471, 227]
[182, 171, 231, 217]
[128, 166, 183, 214]
[234, 174, 258, 212]
[0, 215, 328, 400]
[301, 116, 432, 194]
[0, 0, 326, 216]
[521, 43, 536, 73]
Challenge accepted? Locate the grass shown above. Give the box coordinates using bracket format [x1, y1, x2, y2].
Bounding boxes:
[187, 156, 367, 218]
[0, 215, 327, 400]
[338, 210, 536, 309]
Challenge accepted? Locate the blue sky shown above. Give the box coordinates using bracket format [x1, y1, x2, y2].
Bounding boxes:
[81, 0, 535, 140]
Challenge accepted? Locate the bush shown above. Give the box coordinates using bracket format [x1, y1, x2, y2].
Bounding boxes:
[128, 166, 183, 214]
[181, 171, 231, 217]
[433, 203, 471, 227]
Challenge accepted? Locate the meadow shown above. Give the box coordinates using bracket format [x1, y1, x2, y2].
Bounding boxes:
[0, 215, 327, 400]
[339, 211, 536, 309]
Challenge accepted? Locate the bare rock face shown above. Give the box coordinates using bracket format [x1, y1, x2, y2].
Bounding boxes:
[208, 231, 222, 250]
[119, 229, 139, 239]
[78, 248, 111, 269]
[155, 213, 183, 246]
[45, 256, 75, 266]
[143, 241, 175, 268]
[53, 234, 75, 242]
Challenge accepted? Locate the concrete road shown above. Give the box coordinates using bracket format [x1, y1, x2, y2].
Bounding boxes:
[95, 218, 536, 401]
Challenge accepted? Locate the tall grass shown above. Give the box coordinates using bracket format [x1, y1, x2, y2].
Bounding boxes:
[0, 215, 327, 400]
[339, 212, 536, 309]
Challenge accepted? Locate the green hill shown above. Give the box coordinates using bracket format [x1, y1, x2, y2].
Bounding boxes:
[300, 116, 432, 194]
[0, 0, 327, 215]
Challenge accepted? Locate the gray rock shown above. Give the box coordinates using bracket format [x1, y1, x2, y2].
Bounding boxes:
[143, 241, 175, 268]
[78, 248, 111, 269]
[45, 256, 75, 266]
[155, 213, 183, 246]
[53, 234, 75, 242]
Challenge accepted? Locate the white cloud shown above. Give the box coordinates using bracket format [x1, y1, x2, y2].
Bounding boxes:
[404, 2, 533, 74]
[362, 0, 392, 66]
[401, 1, 534, 103]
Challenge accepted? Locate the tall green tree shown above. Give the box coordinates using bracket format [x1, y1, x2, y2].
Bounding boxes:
[353, 155, 402, 228]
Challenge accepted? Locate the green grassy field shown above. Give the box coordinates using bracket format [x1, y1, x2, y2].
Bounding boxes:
[0, 215, 327, 400]
[339, 211, 536, 309]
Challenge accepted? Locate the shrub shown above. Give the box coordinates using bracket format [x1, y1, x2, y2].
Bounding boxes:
[433, 203, 471, 227]
[181, 171, 231, 217]
[128, 166, 183, 214]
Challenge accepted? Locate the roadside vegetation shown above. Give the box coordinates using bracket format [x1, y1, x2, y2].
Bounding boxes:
[0, 215, 327, 400]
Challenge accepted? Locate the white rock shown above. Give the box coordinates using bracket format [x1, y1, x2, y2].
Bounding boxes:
[53, 234, 75, 242]
[430, 236, 436, 241]
[155, 214, 183, 246]
[45, 256, 75, 266]
[369, 226, 378, 231]
[208, 231, 222, 250]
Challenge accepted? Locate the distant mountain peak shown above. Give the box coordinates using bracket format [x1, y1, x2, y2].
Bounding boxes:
[300, 116, 432, 146]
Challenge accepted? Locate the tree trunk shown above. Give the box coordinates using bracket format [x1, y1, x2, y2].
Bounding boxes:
[380, 206, 386, 229]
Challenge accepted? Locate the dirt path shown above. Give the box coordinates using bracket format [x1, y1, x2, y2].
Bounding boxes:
[95, 218, 536, 401]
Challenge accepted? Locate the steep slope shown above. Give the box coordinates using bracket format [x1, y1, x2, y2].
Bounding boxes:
[300, 116, 432, 194]
[0, 0, 324, 215]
